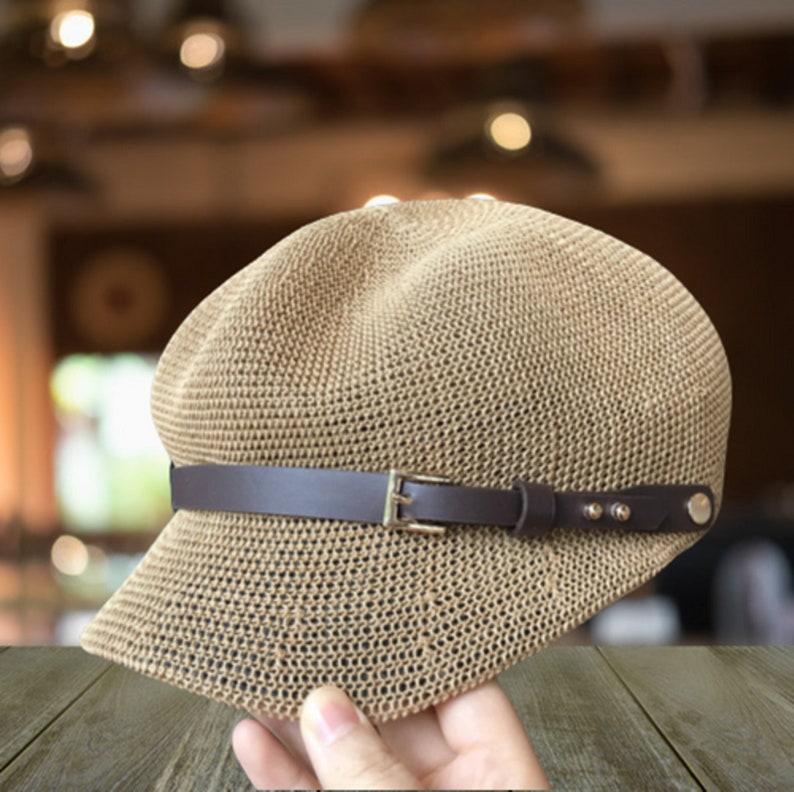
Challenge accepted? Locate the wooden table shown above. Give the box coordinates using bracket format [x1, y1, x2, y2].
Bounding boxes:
[0, 646, 791, 790]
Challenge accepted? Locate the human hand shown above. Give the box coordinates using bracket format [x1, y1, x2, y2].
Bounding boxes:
[232, 680, 550, 790]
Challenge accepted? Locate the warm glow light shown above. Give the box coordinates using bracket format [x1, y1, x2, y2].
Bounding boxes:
[180, 31, 226, 70]
[467, 192, 496, 200]
[50, 10, 96, 50]
[487, 112, 532, 151]
[51, 535, 89, 576]
[0, 128, 34, 181]
[364, 195, 400, 208]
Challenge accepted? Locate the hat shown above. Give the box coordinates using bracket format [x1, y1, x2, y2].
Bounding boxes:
[81, 199, 731, 722]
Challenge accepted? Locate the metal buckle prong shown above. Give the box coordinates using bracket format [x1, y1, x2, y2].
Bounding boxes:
[383, 469, 452, 535]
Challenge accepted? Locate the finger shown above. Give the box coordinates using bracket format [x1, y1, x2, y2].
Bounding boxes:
[436, 679, 529, 752]
[435, 680, 550, 789]
[250, 711, 313, 770]
[232, 717, 320, 791]
[378, 708, 455, 779]
[299, 686, 421, 790]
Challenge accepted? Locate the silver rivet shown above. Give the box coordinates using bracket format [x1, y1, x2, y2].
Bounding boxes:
[583, 502, 603, 521]
[687, 492, 712, 526]
[611, 503, 631, 522]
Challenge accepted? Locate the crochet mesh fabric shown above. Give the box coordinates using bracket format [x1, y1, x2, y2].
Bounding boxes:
[81, 199, 731, 721]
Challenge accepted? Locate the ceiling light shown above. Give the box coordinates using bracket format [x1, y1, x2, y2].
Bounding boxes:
[180, 29, 226, 71]
[50, 10, 96, 50]
[0, 127, 34, 184]
[487, 112, 532, 152]
[364, 195, 400, 207]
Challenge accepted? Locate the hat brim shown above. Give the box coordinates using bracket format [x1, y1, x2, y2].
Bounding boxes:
[80, 505, 699, 722]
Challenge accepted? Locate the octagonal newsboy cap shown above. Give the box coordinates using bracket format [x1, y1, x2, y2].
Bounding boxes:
[82, 199, 731, 721]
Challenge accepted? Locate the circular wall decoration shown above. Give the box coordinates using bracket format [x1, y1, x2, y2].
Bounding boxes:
[69, 248, 169, 350]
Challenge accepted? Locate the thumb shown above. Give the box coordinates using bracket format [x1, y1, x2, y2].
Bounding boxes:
[299, 686, 420, 790]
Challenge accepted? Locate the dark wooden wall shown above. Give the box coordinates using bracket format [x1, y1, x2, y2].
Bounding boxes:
[569, 195, 793, 499]
[50, 192, 794, 498]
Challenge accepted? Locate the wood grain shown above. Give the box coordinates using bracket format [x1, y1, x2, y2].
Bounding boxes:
[0, 647, 110, 771]
[148, 699, 251, 792]
[498, 647, 699, 791]
[1, 646, 791, 790]
[0, 657, 250, 791]
[600, 646, 794, 792]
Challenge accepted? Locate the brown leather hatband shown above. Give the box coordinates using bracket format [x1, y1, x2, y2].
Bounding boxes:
[170, 463, 715, 537]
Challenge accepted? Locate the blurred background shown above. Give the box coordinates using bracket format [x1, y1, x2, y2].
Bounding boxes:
[1, 0, 793, 647]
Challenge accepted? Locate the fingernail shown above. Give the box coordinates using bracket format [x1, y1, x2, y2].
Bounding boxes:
[303, 687, 365, 746]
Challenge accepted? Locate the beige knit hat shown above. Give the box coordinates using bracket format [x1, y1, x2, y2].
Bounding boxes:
[81, 199, 731, 722]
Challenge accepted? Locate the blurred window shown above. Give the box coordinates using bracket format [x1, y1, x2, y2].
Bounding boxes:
[51, 353, 170, 532]
[38, 354, 171, 643]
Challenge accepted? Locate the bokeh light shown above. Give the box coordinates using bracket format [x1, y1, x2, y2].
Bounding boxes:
[467, 192, 496, 200]
[51, 535, 89, 576]
[364, 194, 400, 207]
[487, 111, 532, 151]
[50, 10, 96, 50]
[0, 127, 34, 183]
[180, 31, 226, 70]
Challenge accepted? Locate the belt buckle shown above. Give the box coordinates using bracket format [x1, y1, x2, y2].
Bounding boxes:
[383, 469, 451, 535]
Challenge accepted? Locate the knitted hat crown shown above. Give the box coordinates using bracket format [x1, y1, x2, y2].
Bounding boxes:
[82, 199, 731, 721]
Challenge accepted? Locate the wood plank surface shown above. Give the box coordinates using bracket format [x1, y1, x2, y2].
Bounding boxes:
[498, 647, 699, 791]
[600, 646, 794, 792]
[147, 699, 251, 792]
[1, 647, 791, 790]
[0, 647, 110, 771]
[0, 654, 250, 791]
